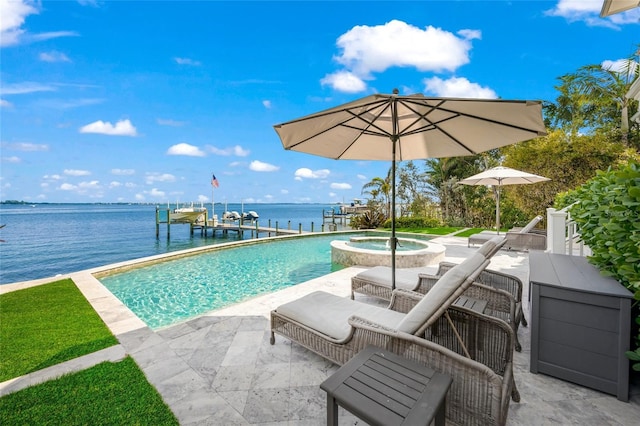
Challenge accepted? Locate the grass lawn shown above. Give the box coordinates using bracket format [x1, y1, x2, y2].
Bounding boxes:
[0, 356, 178, 425]
[0, 278, 178, 424]
[0, 278, 118, 382]
[394, 226, 464, 235]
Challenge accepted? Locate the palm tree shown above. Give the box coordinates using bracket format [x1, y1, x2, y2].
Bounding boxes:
[361, 169, 392, 217]
[549, 49, 639, 144]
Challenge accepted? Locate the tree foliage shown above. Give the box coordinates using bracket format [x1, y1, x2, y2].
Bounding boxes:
[502, 130, 639, 219]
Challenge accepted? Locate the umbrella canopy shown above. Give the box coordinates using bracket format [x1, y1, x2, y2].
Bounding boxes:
[273, 90, 547, 288]
[459, 166, 550, 233]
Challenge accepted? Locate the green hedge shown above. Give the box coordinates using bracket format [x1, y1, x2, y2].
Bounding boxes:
[567, 161, 640, 371]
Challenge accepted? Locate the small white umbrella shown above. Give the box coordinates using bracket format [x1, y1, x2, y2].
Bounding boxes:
[459, 166, 550, 233]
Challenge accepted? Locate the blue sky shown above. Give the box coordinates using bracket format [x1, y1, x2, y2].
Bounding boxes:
[1, 0, 638, 205]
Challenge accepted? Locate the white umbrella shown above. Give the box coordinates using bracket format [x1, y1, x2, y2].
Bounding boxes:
[459, 166, 550, 233]
[273, 90, 547, 289]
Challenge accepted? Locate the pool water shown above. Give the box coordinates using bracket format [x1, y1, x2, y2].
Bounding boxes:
[99, 233, 361, 329]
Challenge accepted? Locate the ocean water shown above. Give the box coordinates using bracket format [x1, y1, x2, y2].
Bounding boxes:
[0, 203, 342, 284]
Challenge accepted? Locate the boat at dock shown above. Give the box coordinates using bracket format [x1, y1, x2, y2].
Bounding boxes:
[169, 203, 208, 223]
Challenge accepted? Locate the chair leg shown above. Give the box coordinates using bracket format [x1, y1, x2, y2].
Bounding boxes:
[511, 379, 521, 402]
[521, 314, 528, 327]
[270, 331, 275, 345]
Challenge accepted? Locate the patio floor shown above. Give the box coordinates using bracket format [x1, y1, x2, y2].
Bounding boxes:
[2, 235, 639, 424]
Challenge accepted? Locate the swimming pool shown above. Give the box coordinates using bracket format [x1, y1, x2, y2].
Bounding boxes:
[99, 233, 364, 329]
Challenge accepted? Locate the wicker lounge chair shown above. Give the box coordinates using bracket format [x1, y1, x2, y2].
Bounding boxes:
[468, 215, 546, 251]
[351, 236, 505, 301]
[349, 315, 515, 425]
[270, 251, 490, 366]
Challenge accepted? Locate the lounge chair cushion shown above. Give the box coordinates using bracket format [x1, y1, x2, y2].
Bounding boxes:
[476, 236, 505, 257]
[353, 266, 435, 291]
[519, 215, 542, 234]
[396, 252, 486, 334]
[275, 291, 406, 340]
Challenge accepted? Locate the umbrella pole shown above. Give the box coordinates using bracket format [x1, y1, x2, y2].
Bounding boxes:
[390, 91, 398, 291]
[496, 186, 501, 234]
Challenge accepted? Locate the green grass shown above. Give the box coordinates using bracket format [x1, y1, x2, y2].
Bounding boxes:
[0, 278, 118, 382]
[453, 228, 486, 237]
[390, 227, 464, 235]
[0, 357, 179, 425]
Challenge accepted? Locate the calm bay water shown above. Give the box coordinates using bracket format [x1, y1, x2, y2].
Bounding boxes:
[0, 203, 340, 284]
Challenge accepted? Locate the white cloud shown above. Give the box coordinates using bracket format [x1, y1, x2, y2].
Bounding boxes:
[174, 57, 201, 66]
[602, 59, 639, 78]
[250, 160, 279, 172]
[0, 0, 38, 46]
[1, 99, 12, 108]
[0, 82, 56, 95]
[145, 173, 176, 184]
[44, 174, 63, 180]
[111, 168, 135, 176]
[320, 71, 367, 93]
[546, 0, 640, 28]
[357, 174, 367, 180]
[64, 169, 90, 176]
[109, 181, 122, 188]
[167, 143, 206, 157]
[280, 189, 289, 194]
[149, 188, 166, 198]
[59, 183, 77, 191]
[331, 182, 352, 190]
[197, 194, 208, 202]
[79, 119, 138, 136]
[294, 168, 331, 179]
[39, 51, 71, 62]
[0, 0, 78, 47]
[1, 156, 21, 163]
[262, 100, 272, 109]
[157, 118, 186, 126]
[4, 142, 48, 151]
[78, 180, 100, 189]
[207, 144, 250, 157]
[423, 76, 497, 98]
[135, 193, 145, 201]
[333, 20, 479, 79]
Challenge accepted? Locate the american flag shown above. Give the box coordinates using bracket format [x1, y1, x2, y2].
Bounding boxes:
[211, 173, 219, 188]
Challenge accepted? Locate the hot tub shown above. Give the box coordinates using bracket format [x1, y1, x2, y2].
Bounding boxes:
[331, 236, 446, 268]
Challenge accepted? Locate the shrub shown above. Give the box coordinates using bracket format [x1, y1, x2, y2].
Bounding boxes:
[350, 210, 387, 229]
[568, 161, 640, 371]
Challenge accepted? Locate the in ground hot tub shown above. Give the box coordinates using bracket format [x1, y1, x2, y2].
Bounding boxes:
[331, 236, 446, 268]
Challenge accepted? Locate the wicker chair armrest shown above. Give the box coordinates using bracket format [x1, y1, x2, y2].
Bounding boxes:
[465, 283, 516, 322]
[388, 288, 423, 313]
[416, 273, 440, 295]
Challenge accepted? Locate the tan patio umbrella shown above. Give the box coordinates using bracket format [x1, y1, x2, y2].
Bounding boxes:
[459, 166, 550, 234]
[273, 89, 547, 289]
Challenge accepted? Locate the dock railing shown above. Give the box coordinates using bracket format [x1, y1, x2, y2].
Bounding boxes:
[546, 205, 588, 256]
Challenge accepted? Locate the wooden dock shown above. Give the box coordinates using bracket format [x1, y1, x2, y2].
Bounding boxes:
[155, 207, 336, 239]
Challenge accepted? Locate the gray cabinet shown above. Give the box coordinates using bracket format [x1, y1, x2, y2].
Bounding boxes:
[529, 252, 633, 402]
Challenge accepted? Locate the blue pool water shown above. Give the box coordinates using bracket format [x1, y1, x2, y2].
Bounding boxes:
[99, 234, 361, 329]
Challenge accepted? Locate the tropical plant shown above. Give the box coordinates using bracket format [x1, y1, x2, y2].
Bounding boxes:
[544, 49, 639, 147]
[349, 209, 387, 229]
[361, 170, 392, 218]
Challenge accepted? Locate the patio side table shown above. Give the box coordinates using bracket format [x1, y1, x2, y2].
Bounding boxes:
[320, 345, 452, 426]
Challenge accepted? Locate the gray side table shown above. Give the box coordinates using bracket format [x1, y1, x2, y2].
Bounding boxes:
[320, 345, 452, 426]
[529, 252, 633, 401]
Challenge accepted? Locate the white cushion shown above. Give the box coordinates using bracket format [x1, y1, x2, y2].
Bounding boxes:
[520, 215, 542, 234]
[353, 266, 435, 291]
[476, 238, 498, 257]
[396, 253, 486, 334]
[275, 291, 406, 340]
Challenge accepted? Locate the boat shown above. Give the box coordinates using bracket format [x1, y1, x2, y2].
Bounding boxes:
[242, 210, 259, 221]
[339, 198, 369, 215]
[169, 202, 208, 223]
[222, 211, 241, 221]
